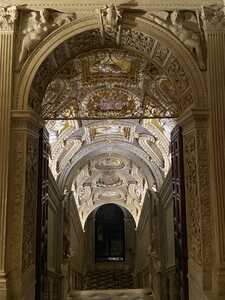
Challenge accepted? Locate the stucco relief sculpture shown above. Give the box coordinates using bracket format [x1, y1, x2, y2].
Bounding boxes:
[0, 6, 17, 30]
[98, 4, 122, 45]
[149, 10, 205, 70]
[18, 8, 76, 65]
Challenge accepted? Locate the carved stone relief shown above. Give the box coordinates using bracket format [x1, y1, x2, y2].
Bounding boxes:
[183, 132, 202, 266]
[148, 10, 206, 70]
[17, 8, 76, 65]
[22, 135, 39, 272]
[7, 134, 27, 274]
[195, 128, 212, 289]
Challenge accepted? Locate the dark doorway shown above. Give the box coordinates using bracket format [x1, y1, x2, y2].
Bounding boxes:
[95, 204, 125, 262]
[171, 126, 189, 300]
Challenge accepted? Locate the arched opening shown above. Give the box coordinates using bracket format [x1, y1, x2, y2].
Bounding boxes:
[95, 204, 125, 263]
[7, 7, 211, 300]
[83, 204, 136, 290]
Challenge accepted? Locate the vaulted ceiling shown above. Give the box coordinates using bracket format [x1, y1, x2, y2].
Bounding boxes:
[47, 118, 175, 227]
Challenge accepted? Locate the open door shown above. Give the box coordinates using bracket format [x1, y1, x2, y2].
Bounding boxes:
[36, 127, 49, 300]
[171, 126, 188, 300]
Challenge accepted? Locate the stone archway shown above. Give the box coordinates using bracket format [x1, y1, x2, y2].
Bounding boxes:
[7, 11, 212, 300]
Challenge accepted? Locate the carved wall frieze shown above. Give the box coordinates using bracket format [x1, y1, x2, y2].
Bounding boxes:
[182, 125, 212, 289]
[22, 135, 39, 272]
[183, 132, 202, 266]
[7, 134, 27, 273]
[195, 128, 212, 289]
[0, 6, 17, 31]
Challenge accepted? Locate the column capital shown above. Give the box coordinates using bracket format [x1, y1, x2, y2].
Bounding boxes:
[0, 6, 17, 32]
[202, 5, 225, 32]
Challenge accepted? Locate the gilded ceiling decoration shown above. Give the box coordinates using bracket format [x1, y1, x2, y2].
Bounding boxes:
[29, 27, 194, 119]
[41, 46, 189, 119]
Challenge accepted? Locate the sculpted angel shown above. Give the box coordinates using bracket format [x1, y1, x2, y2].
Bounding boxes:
[98, 4, 122, 45]
[19, 8, 75, 65]
[149, 10, 205, 69]
[19, 9, 49, 64]
[170, 10, 205, 69]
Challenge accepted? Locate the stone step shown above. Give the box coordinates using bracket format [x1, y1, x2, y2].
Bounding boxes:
[70, 289, 153, 300]
[83, 269, 134, 289]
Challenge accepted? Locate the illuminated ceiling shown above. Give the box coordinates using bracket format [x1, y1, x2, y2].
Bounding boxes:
[47, 118, 175, 227]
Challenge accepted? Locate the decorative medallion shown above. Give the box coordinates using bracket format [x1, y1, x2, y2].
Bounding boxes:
[81, 88, 142, 118]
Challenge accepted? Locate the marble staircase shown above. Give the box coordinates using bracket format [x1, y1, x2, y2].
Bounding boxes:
[83, 269, 134, 290]
[70, 289, 153, 300]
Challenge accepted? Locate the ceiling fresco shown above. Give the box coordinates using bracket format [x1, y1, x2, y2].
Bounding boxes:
[37, 27, 193, 120]
[46, 118, 175, 228]
[42, 47, 180, 119]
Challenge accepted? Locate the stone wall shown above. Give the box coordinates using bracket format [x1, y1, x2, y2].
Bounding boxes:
[135, 191, 151, 289]
[158, 170, 177, 300]
[47, 170, 64, 299]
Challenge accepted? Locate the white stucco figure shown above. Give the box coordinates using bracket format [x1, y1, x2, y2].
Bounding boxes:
[169, 10, 205, 69]
[98, 4, 122, 45]
[19, 9, 50, 64]
[19, 9, 75, 65]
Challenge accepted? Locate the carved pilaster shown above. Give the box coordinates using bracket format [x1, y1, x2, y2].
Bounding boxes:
[179, 110, 212, 297]
[206, 23, 225, 296]
[0, 6, 17, 299]
[6, 111, 40, 300]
